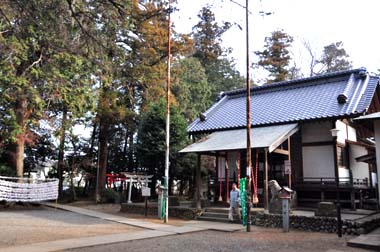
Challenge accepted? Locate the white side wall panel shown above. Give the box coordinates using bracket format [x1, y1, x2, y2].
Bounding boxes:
[349, 144, 369, 180]
[302, 121, 332, 143]
[347, 125, 357, 142]
[302, 145, 335, 178]
[336, 120, 348, 144]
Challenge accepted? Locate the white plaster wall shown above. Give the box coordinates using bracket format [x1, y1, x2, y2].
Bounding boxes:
[335, 120, 357, 144]
[338, 168, 350, 182]
[347, 125, 357, 142]
[302, 121, 332, 143]
[349, 144, 369, 180]
[336, 120, 347, 144]
[372, 172, 378, 187]
[302, 145, 335, 178]
[302, 120, 357, 144]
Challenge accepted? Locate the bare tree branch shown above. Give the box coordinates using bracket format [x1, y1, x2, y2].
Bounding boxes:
[107, 0, 126, 16]
[21, 52, 42, 76]
[65, 0, 108, 50]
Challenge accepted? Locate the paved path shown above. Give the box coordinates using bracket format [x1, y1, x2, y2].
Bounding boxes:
[1, 203, 243, 252]
[42, 203, 243, 233]
[1, 230, 174, 252]
[347, 227, 380, 251]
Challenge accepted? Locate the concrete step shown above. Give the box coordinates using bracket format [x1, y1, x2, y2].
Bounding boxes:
[197, 216, 241, 224]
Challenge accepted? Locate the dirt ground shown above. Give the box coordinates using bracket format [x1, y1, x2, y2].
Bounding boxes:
[70, 201, 188, 226]
[62, 229, 369, 252]
[0, 205, 140, 248]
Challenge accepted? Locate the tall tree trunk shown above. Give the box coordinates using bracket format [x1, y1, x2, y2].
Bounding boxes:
[87, 122, 97, 198]
[15, 136, 25, 178]
[127, 130, 134, 172]
[122, 129, 129, 171]
[58, 109, 67, 197]
[97, 117, 109, 200]
[15, 97, 27, 177]
[70, 140, 77, 202]
[88, 121, 97, 159]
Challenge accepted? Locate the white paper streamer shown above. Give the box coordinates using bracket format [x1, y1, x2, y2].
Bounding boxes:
[0, 176, 58, 202]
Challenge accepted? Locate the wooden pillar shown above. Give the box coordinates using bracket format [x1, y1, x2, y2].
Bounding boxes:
[217, 154, 222, 201]
[237, 152, 241, 188]
[127, 176, 133, 204]
[196, 154, 202, 210]
[374, 120, 380, 207]
[288, 137, 292, 188]
[333, 141, 339, 181]
[225, 152, 230, 203]
[369, 164, 374, 198]
[264, 149, 269, 210]
[350, 190, 356, 210]
[321, 190, 325, 201]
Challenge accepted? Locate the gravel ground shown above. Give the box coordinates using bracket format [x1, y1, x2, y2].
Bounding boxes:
[0, 206, 140, 248]
[62, 228, 368, 252]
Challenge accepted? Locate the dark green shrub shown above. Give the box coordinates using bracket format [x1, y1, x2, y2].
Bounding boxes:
[0, 164, 15, 176]
[101, 188, 120, 204]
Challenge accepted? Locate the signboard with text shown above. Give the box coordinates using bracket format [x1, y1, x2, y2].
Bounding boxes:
[142, 187, 151, 197]
[284, 160, 291, 175]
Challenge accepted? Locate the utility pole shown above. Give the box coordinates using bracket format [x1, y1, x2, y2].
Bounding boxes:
[245, 0, 252, 233]
[164, 0, 172, 224]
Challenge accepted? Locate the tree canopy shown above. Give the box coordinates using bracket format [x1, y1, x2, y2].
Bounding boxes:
[318, 41, 352, 73]
[192, 6, 245, 97]
[255, 30, 294, 83]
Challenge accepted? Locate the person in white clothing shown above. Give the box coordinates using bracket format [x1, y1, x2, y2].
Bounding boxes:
[228, 183, 241, 221]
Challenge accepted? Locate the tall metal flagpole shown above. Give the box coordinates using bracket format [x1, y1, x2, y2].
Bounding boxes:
[245, 0, 252, 233]
[164, 0, 172, 224]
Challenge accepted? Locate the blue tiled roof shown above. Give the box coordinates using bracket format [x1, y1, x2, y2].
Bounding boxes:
[188, 68, 380, 133]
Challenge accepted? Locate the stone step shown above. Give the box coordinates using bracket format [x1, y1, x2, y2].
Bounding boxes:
[202, 212, 239, 219]
[353, 212, 380, 225]
[204, 208, 230, 214]
[347, 227, 380, 250]
[197, 216, 241, 224]
[204, 208, 257, 215]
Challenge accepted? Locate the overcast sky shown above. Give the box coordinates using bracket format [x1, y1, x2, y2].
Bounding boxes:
[172, 0, 380, 81]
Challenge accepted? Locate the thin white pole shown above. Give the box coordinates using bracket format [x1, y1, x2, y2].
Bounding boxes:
[95, 139, 100, 203]
[245, 0, 252, 233]
[164, 0, 172, 224]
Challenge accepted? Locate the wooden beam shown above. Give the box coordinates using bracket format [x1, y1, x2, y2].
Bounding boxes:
[272, 148, 289, 156]
[288, 137, 292, 188]
[333, 139, 339, 180]
[225, 152, 230, 203]
[196, 154, 201, 210]
[216, 154, 222, 202]
[237, 151, 241, 188]
[374, 120, 380, 206]
[302, 141, 335, 147]
[264, 149, 269, 210]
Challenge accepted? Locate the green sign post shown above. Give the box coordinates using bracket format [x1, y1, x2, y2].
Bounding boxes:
[161, 178, 167, 220]
[240, 178, 247, 226]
